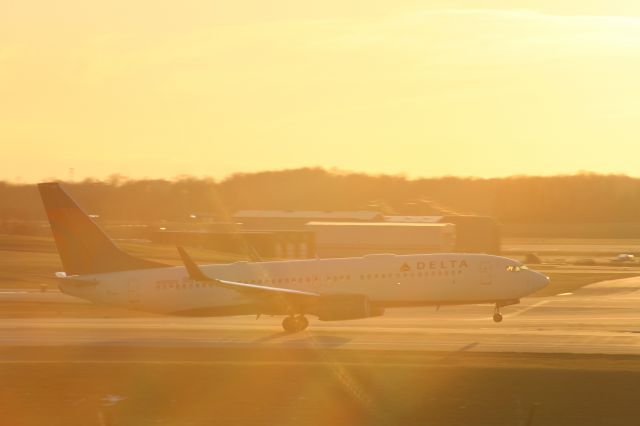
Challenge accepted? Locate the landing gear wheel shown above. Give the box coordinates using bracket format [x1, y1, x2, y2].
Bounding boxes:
[282, 316, 297, 333]
[282, 315, 309, 333]
[492, 303, 504, 323]
[294, 315, 309, 331]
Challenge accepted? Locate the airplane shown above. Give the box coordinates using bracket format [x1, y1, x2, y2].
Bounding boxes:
[38, 182, 549, 333]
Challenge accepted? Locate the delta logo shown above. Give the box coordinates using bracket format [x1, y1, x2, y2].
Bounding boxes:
[399, 260, 469, 272]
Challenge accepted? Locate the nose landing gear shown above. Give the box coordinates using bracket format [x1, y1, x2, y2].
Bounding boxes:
[491, 299, 519, 323]
[282, 315, 309, 333]
[493, 305, 503, 323]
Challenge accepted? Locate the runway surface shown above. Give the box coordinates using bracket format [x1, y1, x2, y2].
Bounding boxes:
[2, 276, 640, 355]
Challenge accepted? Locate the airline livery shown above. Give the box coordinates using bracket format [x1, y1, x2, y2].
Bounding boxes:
[39, 183, 549, 332]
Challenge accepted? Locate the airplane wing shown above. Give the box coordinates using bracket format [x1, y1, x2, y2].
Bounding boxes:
[176, 247, 319, 302]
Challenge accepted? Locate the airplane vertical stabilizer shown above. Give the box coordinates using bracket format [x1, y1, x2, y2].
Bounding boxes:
[38, 182, 167, 275]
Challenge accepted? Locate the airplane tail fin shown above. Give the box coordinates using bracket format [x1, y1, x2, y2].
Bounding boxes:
[38, 182, 167, 275]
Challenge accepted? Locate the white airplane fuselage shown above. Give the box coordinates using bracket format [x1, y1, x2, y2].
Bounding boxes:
[39, 182, 549, 331]
[61, 253, 549, 317]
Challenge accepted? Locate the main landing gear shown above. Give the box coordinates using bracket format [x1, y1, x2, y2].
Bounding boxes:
[493, 304, 503, 323]
[282, 315, 309, 333]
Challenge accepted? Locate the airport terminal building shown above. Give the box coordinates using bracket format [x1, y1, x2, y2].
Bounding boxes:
[230, 210, 500, 258]
[140, 210, 500, 260]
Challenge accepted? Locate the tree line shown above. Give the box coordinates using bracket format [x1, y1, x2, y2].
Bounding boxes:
[1, 169, 640, 225]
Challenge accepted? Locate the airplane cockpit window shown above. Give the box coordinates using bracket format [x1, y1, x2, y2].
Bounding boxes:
[506, 264, 528, 272]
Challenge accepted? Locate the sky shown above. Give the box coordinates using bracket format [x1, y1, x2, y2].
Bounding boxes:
[2, 0, 640, 182]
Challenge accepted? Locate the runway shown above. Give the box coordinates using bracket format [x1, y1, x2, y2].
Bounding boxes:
[3, 278, 640, 426]
[2, 276, 640, 355]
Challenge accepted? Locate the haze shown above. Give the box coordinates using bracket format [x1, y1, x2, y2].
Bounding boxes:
[3, 0, 640, 182]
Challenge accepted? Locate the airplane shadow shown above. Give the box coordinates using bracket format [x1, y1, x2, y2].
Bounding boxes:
[253, 332, 351, 348]
[253, 331, 291, 343]
[286, 335, 352, 348]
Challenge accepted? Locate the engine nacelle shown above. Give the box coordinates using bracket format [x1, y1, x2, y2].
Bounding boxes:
[315, 294, 385, 321]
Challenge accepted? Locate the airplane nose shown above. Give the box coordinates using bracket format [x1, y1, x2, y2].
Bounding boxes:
[530, 271, 550, 291]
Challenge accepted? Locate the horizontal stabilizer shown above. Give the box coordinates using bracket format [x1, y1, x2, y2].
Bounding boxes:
[177, 246, 210, 282]
[176, 246, 318, 298]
